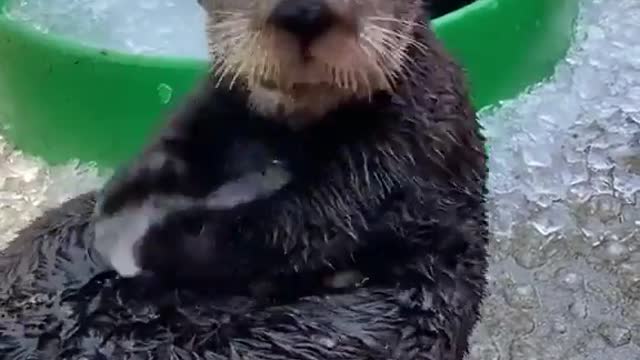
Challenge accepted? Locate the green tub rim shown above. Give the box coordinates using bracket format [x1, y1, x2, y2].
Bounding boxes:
[0, 0, 580, 168]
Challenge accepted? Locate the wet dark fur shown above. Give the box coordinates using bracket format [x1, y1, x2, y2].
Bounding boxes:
[0, 1, 487, 359]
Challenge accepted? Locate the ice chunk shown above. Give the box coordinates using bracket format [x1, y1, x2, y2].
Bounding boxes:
[5, 0, 209, 58]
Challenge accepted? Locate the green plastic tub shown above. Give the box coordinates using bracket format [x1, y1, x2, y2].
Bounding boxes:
[0, 0, 580, 168]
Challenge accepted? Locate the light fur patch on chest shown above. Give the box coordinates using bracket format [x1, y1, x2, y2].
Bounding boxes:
[93, 164, 291, 277]
[93, 200, 170, 277]
[247, 84, 347, 125]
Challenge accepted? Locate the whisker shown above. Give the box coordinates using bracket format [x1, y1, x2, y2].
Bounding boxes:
[210, 32, 246, 47]
[342, 43, 366, 94]
[360, 33, 407, 84]
[214, 62, 233, 88]
[207, 20, 247, 30]
[369, 25, 431, 58]
[359, 40, 387, 76]
[229, 33, 260, 89]
[208, 33, 245, 69]
[208, 29, 248, 42]
[358, 67, 373, 99]
[330, 66, 337, 87]
[212, 34, 253, 88]
[340, 67, 348, 90]
[256, 35, 270, 85]
[204, 9, 427, 101]
[348, 46, 373, 98]
[208, 10, 246, 17]
[348, 69, 356, 92]
[374, 33, 420, 71]
[344, 69, 352, 91]
[246, 33, 264, 87]
[359, 39, 394, 90]
[255, 41, 269, 84]
[271, 32, 283, 85]
[367, 16, 429, 30]
[348, 69, 357, 93]
[371, 25, 424, 45]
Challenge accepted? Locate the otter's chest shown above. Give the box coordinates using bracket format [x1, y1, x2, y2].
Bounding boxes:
[221, 140, 279, 178]
[205, 139, 291, 208]
[93, 138, 292, 278]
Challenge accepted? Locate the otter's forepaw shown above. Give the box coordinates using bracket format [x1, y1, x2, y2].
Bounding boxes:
[134, 207, 243, 282]
[95, 151, 188, 216]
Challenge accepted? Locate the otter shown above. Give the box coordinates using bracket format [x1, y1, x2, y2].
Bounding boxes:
[0, 0, 487, 359]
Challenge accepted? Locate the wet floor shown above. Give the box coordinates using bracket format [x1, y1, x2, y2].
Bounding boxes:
[0, 0, 639, 358]
[468, 0, 640, 358]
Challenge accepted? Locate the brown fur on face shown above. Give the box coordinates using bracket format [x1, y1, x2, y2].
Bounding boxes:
[199, 0, 427, 122]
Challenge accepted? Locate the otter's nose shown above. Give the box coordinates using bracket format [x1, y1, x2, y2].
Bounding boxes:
[269, 0, 334, 43]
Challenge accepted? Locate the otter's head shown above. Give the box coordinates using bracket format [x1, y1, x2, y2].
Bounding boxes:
[198, 0, 428, 121]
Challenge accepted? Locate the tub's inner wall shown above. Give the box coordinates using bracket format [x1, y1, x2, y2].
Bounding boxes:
[0, 0, 579, 168]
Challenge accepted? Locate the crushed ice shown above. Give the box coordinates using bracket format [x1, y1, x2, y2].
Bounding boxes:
[0, 137, 106, 250]
[4, 0, 209, 58]
[0, 0, 639, 358]
[468, 0, 640, 359]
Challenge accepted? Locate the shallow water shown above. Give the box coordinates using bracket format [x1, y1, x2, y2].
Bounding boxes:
[0, 0, 639, 358]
